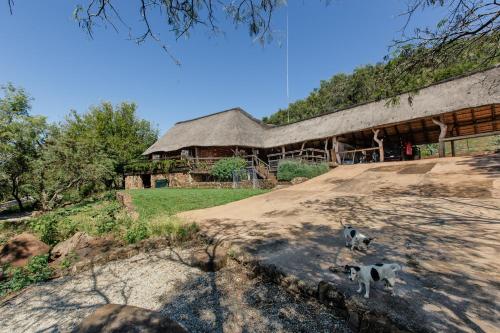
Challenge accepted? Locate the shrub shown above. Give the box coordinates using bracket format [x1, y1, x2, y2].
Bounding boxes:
[149, 215, 199, 242]
[30, 214, 60, 245]
[0, 254, 53, 296]
[211, 157, 247, 181]
[125, 221, 150, 244]
[277, 160, 329, 181]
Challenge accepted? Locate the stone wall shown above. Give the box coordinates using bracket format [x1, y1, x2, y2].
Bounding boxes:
[179, 179, 275, 189]
[125, 175, 143, 189]
[126, 173, 275, 190]
[150, 173, 194, 188]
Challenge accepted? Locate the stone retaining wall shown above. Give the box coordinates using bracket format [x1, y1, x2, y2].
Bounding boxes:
[125, 173, 276, 190]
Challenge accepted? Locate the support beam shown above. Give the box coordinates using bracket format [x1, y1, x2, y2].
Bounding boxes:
[299, 141, 306, 156]
[332, 136, 340, 164]
[324, 139, 330, 162]
[451, 140, 456, 157]
[281, 146, 286, 159]
[372, 129, 384, 162]
[432, 118, 448, 158]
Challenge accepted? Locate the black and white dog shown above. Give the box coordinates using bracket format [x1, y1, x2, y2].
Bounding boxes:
[346, 263, 402, 299]
[341, 222, 374, 251]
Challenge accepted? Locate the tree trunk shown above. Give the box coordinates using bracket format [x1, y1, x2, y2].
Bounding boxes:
[10, 177, 24, 211]
[432, 118, 448, 158]
[12, 193, 24, 211]
[372, 129, 384, 162]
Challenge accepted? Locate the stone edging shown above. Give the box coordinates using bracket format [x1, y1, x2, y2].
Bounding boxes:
[223, 243, 423, 333]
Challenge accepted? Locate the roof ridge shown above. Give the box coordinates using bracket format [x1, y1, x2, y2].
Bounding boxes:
[175, 107, 269, 126]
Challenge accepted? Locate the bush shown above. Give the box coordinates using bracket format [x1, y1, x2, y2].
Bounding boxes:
[277, 160, 329, 181]
[30, 215, 60, 245]
[0, 254, 53, 296]
[211, 157, 247, 181]
[149, 215, 199, 242]
[125, 221, 150, 244]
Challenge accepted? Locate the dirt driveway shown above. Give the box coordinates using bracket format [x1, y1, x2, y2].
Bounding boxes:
[181, 154, 500, 333]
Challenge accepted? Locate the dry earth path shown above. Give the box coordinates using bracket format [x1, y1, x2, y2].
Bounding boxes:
[180, 154, 500, 333]
[0, 247, 349, 333]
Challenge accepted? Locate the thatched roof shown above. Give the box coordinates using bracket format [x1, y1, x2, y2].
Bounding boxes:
[143, 66, 500, 155]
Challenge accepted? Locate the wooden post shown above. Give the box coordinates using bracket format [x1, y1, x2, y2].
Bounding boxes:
[450, 140, 456, 157]
[332, 136, 340, 164]
[299, 142, 306, 156]
[281, 146, 286, 159]
[324, 139, 330, 162]
[372, 129, 384, 162]
[432, 118, 447, 158]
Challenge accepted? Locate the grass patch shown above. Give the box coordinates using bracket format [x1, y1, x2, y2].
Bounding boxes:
[128, 188, 268, 221]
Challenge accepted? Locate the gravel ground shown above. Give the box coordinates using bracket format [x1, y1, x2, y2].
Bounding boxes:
[0, 247, 349, 333]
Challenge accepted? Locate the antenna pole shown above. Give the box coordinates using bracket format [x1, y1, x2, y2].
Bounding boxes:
[286, 5, 290, 123]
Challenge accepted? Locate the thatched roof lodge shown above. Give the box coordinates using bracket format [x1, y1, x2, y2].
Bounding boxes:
[127, 66, 499, 189]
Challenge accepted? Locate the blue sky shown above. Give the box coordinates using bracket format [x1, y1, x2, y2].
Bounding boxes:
[0, 1, 444, 133]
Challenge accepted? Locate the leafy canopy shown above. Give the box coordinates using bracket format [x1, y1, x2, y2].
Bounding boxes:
[263, 34, 499, 125]
[0, 84, 47, 207]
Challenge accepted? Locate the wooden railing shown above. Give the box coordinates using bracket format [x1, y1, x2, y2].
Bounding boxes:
[338, 147, 380, 164]
[267, 148, 328, 171]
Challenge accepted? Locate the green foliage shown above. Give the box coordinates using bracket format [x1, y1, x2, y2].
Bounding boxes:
[125, 221, 150, 244]
[149, 215, 199, 242]
[0, 84, 47, 208]
[59, 252, 79, 270]
[63, 102, 158, 177]
[0, 254, 53, 297]
[211, 157, 247, 181]
[123, 159, 188, 174]
[29, 195, 121, 244]
[264, 35, 499, 125]
[277, 160, 329, 181]
[30, 214, 60, 245]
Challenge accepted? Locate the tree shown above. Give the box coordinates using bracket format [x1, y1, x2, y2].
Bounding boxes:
[30, 124, 115, 211]
[391, 0, 499, 88]
[0, 84, 47, 210]
[264, 33, 499, 125]
[62, 102, 158, 187]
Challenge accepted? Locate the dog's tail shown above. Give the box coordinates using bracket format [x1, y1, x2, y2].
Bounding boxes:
[339, 219, 348, 229]
[389, 263, 403, 272]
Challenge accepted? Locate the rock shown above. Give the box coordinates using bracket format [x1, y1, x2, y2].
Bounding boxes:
[0, 233, 50, 267]
[291, 177, 309, 185]
[75, 304, 188, 333]
[51, 232, 93, 260]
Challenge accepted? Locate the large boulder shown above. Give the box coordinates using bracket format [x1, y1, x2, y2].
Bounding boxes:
[75, 304, 188, 333]
[51, 232, 93, 261]
[51, 232, 114, 263]
[0, 233, 50, 267]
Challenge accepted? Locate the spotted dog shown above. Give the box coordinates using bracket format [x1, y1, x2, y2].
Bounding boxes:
[341, 222, 374, 251]
[346, 263, 402, 299]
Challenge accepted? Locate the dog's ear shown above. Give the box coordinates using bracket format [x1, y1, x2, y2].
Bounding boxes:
[353, 266, 361, 271]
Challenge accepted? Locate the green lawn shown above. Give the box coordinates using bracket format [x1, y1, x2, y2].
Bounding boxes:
[128, 188, 268, 220]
